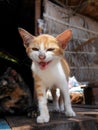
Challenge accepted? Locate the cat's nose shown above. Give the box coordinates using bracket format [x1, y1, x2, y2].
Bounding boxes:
[39, 54, 46, 60]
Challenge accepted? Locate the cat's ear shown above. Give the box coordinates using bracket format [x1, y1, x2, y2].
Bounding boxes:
[56, 29, 72, 49]
[18, 28, 35, 48]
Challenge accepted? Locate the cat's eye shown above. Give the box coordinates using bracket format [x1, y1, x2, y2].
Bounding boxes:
[32, 48, 39, 51]
[47, 48, 55, 51]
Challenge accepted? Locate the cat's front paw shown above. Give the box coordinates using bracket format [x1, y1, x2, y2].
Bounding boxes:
[65, 109, 76, 117]
[37, 115, 50, 123]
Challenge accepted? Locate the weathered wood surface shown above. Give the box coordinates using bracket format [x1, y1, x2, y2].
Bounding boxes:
[43, 0, 98, 82]
[73, 104, 98, 109]
[53, 0, 98, 21]
[0, 105, 98, 130]
[74, 105, 98, 126]
[3, 105, 98, 130]
[5, 114, 97, 130]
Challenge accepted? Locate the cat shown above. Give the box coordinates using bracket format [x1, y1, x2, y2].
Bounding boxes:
[0, 67, 33, 115]
[18, 28, 76, 123]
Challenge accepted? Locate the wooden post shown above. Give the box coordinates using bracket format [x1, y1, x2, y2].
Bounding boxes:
[35, 0, 42, 35]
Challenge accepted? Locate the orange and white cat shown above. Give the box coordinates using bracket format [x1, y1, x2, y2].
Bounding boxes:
[18, 28, 76, 123]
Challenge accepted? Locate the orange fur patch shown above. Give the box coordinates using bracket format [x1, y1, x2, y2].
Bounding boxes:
[61, 58, 70, 80]
[38, 93, 43, 97]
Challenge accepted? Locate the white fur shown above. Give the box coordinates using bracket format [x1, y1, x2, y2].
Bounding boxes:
[18, 27, 75, 123]
[32, 61, 76, 123]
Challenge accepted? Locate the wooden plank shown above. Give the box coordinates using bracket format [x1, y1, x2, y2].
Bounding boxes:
[3, 104, 98, 130]
[44, 13, 98, 35]
[76, 111, 98, 124]
[73, 104, 98, 109]
[5, 116, 34, 130]
[5, 112, 97, 130]
[77, 112, 98, 115]
[0, 119, 11, 130]
[73, 105, 98, 123]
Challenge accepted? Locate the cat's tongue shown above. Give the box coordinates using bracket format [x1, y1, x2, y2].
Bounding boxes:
[39, 61, 51, 70]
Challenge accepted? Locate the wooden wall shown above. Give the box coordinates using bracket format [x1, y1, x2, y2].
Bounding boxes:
[43, 0, 98, 82]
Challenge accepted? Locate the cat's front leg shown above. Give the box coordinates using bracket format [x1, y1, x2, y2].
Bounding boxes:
[35, 84, 50, 123]
[59, 81, 76, 117]
[37, 97, 50, 123]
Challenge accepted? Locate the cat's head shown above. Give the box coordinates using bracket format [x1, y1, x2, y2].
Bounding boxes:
[18, 28, 72, 70]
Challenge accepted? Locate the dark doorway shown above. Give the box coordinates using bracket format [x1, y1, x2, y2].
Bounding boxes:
[0, 0, 35, 98]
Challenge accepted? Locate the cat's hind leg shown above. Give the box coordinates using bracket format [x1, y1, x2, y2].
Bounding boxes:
[59, 91, 64, 112]
[59, 81, 76, 117]
[51, 88, 60, 112]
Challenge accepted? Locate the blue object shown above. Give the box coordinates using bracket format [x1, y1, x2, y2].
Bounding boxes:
[0, 119, 11, 130]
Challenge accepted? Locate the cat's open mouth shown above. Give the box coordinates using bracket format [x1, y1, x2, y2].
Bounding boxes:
[38, 61, 52, 70]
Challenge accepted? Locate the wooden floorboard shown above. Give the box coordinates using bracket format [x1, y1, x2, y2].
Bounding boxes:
[5, 114, 97, 130]
[0, 105, 98, 130]
[73, 104, 98, 109]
